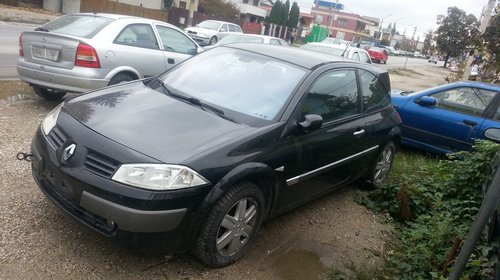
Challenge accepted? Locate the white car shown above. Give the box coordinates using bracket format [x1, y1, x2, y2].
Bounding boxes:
[300, 42, 372, 64]
[185, 20, 243, 46]
[204, 34, 288, 50]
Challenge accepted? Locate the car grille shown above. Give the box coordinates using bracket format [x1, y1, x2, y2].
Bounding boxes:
[84, 151, 120, 178]
[47, 127, 67, 149]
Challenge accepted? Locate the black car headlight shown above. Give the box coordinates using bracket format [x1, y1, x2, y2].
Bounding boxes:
[41, 103, 63, 135]
[112, 164, 209, 190]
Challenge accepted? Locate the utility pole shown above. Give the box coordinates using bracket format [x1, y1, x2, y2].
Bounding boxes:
[462, 0, 496, 81]
[328, 0, 339, 37]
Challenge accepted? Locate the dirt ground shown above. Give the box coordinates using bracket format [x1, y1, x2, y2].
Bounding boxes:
[0, 63, 451, 279]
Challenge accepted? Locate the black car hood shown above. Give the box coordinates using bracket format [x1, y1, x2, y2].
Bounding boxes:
[64, 81, 255, 163]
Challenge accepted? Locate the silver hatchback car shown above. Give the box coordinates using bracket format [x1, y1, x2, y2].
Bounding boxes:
[17, 13, 202, 100]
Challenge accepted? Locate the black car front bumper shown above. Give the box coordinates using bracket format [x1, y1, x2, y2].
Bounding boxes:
[31, 112, 211, 236]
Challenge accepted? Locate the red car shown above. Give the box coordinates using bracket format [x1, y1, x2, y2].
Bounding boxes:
[368, 47, 389, 64]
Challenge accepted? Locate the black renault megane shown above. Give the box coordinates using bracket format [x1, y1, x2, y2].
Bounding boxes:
[31, 43, 401, 267]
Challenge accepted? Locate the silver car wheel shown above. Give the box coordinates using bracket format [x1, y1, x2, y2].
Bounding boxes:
[216, 197, 257, 257]
[373, 143, 395, 185]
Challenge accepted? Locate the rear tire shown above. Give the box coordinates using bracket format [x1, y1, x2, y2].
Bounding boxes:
[368, 141, 396, 188]
[108, 73, 135, 86]
[194, 182, 265, 267]
[32, 85, 66, 101]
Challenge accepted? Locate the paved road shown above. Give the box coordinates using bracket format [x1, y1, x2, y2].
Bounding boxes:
[377, 55, 445, 69]
[0, 22, 36, 78]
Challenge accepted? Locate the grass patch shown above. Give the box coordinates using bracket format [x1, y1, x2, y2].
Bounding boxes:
[389, 68, 424, 76]
[354, 141, 499, 279]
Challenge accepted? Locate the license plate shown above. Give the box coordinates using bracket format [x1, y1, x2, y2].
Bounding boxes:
[32, 46, 59, 61]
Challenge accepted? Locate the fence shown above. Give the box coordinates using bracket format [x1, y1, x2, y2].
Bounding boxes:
[80, 0, 168, 22]
[1, 0, 42, 7]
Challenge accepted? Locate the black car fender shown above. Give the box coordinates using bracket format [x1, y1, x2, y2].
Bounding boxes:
[200, 162, 279, 215]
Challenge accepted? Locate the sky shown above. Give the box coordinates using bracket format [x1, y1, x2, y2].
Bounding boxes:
[294, 0, 487, 40]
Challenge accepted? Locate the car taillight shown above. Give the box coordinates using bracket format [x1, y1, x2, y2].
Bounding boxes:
[75, 42, 100, 68]
[19, 34, 24, 57]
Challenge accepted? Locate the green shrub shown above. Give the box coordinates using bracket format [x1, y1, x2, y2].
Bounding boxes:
[358, 140, 500, 279]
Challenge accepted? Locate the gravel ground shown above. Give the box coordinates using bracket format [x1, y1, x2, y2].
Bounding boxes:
[0, 4, 58, 24]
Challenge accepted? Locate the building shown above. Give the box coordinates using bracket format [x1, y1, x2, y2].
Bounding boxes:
[310, 6, 376, 42]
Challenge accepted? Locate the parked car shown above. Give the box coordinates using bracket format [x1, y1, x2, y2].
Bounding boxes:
[300, 42, 372, 64]
[31, 44, 401, 267]
[367, 47, 389, 64]
[185, 20, 243, 46]
[17, 13, 202, 100]
[428, 55, 439, 64]
[391, 82, 500, 154]
[320, 37, 352, 45]
[204, 34, 288, 50]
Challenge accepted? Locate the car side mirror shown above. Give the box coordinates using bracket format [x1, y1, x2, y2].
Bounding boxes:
[418, 96, 436, 106]
[484, 128, 500, 143]
[297, 114, 323, 132]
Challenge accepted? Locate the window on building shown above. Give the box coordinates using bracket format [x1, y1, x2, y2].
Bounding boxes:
[338, 19, 348, 26]
[179, 1, 187, 9]
[335, 31, 345, 40]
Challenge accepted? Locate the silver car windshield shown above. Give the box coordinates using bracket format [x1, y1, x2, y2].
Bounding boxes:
[161, 48, 307, 121]
[42, 15, 114, 39]
[218, 35, 264, 45]
[197, 21, 221, 31]
[301, 45, 344, 56]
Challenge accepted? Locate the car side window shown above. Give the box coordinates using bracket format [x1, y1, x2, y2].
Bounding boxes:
[114, 24, 159, 49]
[432, 87, 494, 117]
[235, 25, 243, 32]
[228, 24, 236, 32]
[156, 25, 197, 55]
[270, 39, 281, 45]
[301, 69, 359, 123]
[220, 24, 228, 32]
[359, 70, 390, 112]
[352, 52, 360, 61]
[360, 52, 371, 63]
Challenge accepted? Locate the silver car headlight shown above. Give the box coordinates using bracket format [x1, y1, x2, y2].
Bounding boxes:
[41, 103, 63, 135]
[112, 164, 209, 190]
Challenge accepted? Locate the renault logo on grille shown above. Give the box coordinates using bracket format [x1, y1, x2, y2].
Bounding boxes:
[62, 143, 76, 163]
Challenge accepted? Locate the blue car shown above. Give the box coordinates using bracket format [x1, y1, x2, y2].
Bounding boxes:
[391, 82, 500, 154]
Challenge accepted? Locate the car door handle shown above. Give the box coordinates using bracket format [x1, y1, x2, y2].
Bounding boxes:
[463, 119, 477, 126]
[167, 58, 175, 64]
[353, 129, 365, 136]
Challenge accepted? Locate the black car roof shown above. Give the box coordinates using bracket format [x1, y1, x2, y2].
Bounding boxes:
[224, 43, 387, 74]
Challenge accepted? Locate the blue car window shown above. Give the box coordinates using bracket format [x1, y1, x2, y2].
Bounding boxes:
[432, 87, 493, 117]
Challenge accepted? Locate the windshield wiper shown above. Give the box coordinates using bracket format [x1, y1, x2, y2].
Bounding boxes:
[34, 27, 49, 32]
[155, 77, 234, 122]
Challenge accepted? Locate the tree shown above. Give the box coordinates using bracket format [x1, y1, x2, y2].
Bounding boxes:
[435, 6, 480, 67]
[288, 2, 300, 29]
[422, 30, 433, 56]
[198, 0, 240, 19]
[269, 0, 281, 24]
[483, 4, 500, 76]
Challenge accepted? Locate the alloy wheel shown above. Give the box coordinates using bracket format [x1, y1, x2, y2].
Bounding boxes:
[373, 144, 394, 185]
[216, 197, 257, 257]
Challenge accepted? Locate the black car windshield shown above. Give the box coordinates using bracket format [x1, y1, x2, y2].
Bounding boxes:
[197, 21, 221, 30]
[41, 15, 114, 39]
[160, 47, 307, 125]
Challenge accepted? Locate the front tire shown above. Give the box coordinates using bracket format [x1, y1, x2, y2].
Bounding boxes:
[369, 141, 396, 188]
[209, 36, 218, 45]
[194, 182, 265, 267]
[32, 85, 66, 101]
